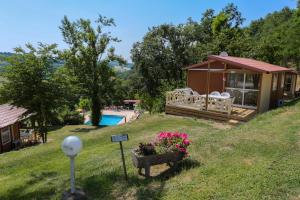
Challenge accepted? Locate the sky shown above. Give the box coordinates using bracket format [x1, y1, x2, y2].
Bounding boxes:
[0, 0, 297, 61]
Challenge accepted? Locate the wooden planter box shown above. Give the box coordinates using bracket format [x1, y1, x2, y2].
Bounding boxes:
[131, 149, 184, 177]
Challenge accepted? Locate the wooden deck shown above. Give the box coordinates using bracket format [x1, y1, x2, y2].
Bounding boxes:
[165, 104, 256, 123]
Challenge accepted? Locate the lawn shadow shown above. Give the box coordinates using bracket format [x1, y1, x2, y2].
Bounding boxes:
[47, 125, 64, 132]
[284, 97, 300, 107]
[79, 158, 200, 199]
[149, 158, 201, 180]
[2, 170, 60, 200]
[70, 127, 101, 133]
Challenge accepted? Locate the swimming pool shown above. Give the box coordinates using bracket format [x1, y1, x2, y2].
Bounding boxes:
[85, 115, 124, 126]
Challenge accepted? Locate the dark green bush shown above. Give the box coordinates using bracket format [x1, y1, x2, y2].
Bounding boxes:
[62, 110, 84, 125]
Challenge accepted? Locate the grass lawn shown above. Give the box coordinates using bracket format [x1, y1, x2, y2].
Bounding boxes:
[1, 102, 300, 199]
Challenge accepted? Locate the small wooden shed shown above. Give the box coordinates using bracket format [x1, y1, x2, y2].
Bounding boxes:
[0, 104, 28, 153]
[185, 55, 296, 113]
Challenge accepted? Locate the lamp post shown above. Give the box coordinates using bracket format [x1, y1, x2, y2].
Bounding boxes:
[61, 136, 82, 194]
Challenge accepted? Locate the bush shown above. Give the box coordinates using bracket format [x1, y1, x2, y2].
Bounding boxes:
[137, 143, 156, 155]
[62, 110, 84, 125]
[54, 106, 84, 125]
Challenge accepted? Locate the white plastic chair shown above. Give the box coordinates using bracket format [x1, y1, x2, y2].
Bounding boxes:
[210, 91, 221, 96]
[221, 92, 231, 98]
[189, 90, 198, 95]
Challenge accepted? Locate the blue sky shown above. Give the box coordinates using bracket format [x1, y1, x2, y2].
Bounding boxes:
[0, 0, 297, 61]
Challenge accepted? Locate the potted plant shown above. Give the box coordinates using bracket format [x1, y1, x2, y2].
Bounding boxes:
[131, 132, 191, 177]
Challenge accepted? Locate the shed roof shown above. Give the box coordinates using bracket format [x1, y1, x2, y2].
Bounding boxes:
[0, 104, 28, 128]
[185, 55, 293, 73]
[208, 55, 291, 73]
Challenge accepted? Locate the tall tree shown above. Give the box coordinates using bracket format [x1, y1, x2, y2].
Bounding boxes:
[0, 43, 62, 143]
[60, 16, 124, 126]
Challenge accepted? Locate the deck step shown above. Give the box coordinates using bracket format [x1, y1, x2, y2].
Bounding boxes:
[165, 105, 256, 123]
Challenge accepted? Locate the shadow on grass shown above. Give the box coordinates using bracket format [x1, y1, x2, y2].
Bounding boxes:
[47, 125, 64, 132]
[154, 158, 201, 180]
[70, 127, 101, 133]
[284, 97, 300, 107]
[2, 170, 60, 200]
[80, 158, 200, 199]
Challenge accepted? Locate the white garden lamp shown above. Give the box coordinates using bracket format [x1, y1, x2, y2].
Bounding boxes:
[61, 136, 82, 194]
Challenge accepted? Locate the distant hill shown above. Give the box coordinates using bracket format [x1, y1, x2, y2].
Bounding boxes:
[0, 52, 12, 68]
[0, 52, 134, 72]
[0, 52, 13, 57]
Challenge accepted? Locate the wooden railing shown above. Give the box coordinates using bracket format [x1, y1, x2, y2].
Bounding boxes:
[19, 129, 40, 145]
[166, 90, 234, 115]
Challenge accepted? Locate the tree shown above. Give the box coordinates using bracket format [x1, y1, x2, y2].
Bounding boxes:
[0, 43, 63, 143]
[60, 16, 125, 126]
[131, 23, 198, 112]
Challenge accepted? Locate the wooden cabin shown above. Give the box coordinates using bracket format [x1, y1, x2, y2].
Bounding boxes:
[0, 104, 37, 153]
[165, 54, 298, 122]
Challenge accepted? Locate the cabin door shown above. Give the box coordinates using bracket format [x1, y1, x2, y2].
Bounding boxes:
[270, 73, 285, 109]
[225, 72, 260, 109]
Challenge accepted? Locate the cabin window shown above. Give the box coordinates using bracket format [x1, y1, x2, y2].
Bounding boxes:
[225, 72, 260, 108]
[280, 74, 285, 88]
[1, 126, 11, 145]
[284, 74, 292, 92]
[226, 73, 244, 88]
[272, 74, 278, 91]
[245, 74, 260, 89]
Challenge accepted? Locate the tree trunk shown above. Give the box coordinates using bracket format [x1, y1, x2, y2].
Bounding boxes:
[37, 119, 45, 143]
[91, 94, 101, 126]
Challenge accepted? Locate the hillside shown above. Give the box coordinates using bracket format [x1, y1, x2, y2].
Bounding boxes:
[1, 101, 300, 199]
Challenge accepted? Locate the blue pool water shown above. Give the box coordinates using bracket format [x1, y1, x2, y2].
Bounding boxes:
[85, 115, 124, 126]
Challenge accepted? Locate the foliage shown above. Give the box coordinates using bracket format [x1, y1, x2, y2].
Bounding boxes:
[60, 15, 125, 126]
[245, 6, 300, 67]
[52, 66, 82, 110]
[137, 143, 156, 156]
[0, 43, 64, 143]
[59, 107, 84, 125]
[131, 24, 196, 100]
[77, 98, 91, 111]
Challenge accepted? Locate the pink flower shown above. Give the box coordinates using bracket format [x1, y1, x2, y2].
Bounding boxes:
[180, 133, 188, 139]
[183, 139, 190, 145]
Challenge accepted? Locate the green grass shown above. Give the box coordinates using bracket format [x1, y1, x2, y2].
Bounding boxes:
[1, 102, 300, 200]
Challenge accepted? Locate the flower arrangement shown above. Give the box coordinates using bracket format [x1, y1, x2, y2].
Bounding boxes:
[137, 132, 190, 157]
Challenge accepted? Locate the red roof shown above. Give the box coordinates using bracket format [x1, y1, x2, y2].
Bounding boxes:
[0, 104, 28, 128]
[208, 55, 291, 73]
[183, 61, 210, 70]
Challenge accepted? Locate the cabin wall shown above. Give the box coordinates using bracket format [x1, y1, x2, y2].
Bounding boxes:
[0, 125, 12, 153]
[187, 70, 223, 94]
[187, 61, 225, 94]
[0, 122, 21, 153]
[11, 123, 20, 141]
[296, 75, 300, 92]
[259, 73, 272, 113]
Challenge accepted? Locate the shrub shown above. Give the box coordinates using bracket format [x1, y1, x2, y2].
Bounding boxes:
[62, 110, 84, 125]
[137, 143, 156, 155]
[55, 106, 84, 125]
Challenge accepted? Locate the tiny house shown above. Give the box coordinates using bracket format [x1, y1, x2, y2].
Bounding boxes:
[185, 55, 297, 113]
[0, 104, 32, 153]
[165, 54, 298, 122]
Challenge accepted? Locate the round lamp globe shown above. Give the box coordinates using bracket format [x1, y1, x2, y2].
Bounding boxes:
[61, 136, 82, 157]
